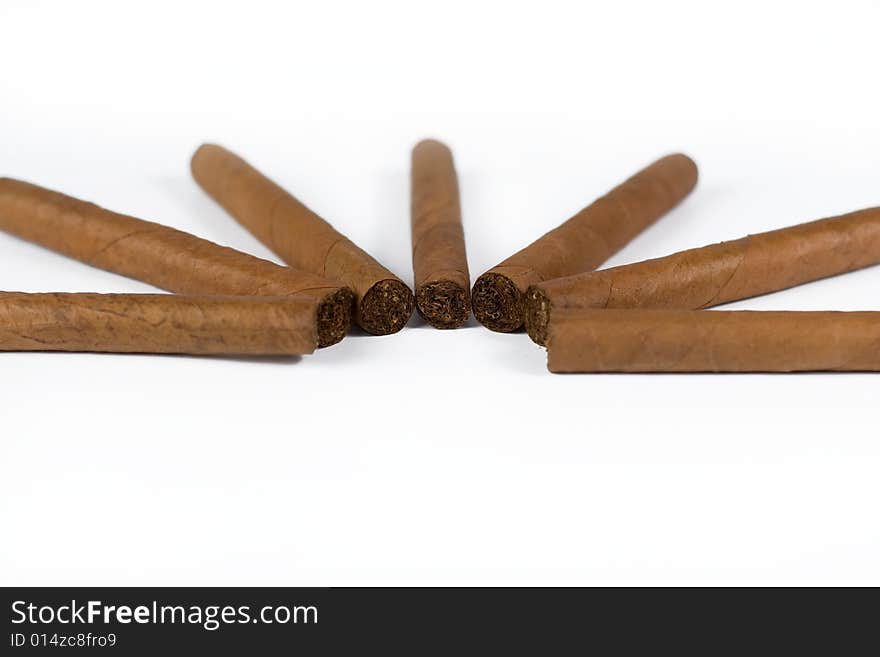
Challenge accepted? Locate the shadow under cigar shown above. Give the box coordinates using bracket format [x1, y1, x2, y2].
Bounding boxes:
[179, 354, 304, 365]
[0, 351, 304, 365]
[551, 371, 880, 377]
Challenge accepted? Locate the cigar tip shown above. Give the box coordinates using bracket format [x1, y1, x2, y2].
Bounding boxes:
[471, 272, 524, 332]
[665, 152, 699, 179]
[416, 279, 470, 329]
[412, 138, 451, 156]
[359, 279, 415, 335]
[191, 142, 222, 165]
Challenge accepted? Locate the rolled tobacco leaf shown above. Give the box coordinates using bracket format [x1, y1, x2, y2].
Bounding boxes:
[191, 144, 414, 335]
[471, 153, 697, 332]
[0, 177, 353, 347]
[0, 292, 317, 355]
[546, 309, 880, 373]
[526, 207, 880, 345]
[411, 139, 471, 328]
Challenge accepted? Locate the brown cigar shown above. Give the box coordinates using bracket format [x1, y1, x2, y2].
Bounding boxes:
[471, 153, 698, 332]
[0, 178, 353, 347]
[526, 207, 880, 345]
[547, 309, 880, 373]
[0, 292, 316, 355]
[410, 139, 470, 328]
[191, 143, 415, 335]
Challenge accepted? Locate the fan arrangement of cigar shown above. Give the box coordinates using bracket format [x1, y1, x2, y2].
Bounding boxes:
[1, 140, 879, 372]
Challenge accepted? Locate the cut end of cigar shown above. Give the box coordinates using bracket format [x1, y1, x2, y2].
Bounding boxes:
[360, 279, 415, 335]
[316, 287, 355, 347]
[471, 272, 523, 332]
[524, 286, 552, 346]
[416, 280, 470, 329]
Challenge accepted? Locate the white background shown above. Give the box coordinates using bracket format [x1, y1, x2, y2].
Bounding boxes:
[1, 0, 878, 586]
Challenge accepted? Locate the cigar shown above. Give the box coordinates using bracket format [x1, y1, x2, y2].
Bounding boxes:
[525, 207, 880, 345]
[471, 153, 698, 332]
[191, 144, 415, 335]
[546, 309, 880, 373]
[0, 178, 353, 347]
[410, 139, 470, 328]
[0, 292, 316, 355]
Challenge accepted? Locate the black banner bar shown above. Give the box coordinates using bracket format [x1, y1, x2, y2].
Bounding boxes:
[2, 587, 874, 653]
